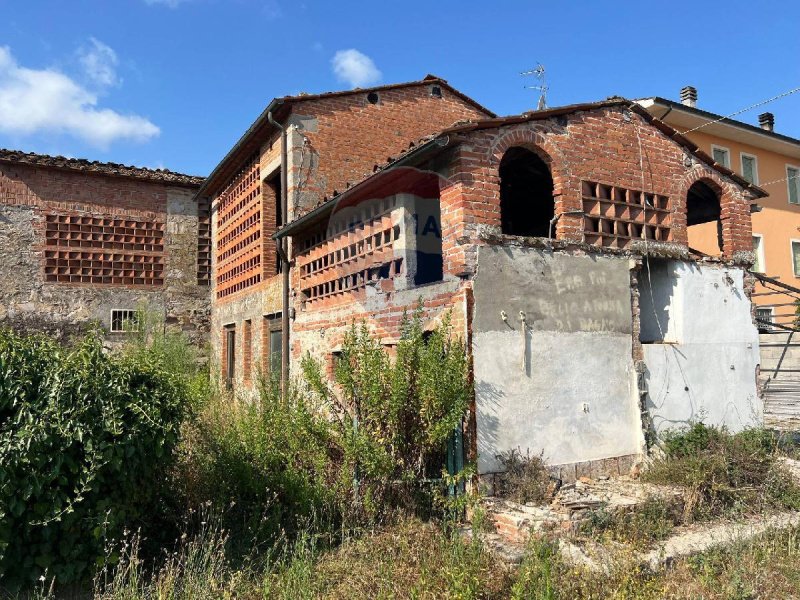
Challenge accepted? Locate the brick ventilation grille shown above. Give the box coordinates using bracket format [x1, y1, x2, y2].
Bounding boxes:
[581, 181, 671, 248]
[215, 154, 262, 299]
[297, 199, 402, 306]
[197, 197, 211, 285]
[44, 214, 164, 286]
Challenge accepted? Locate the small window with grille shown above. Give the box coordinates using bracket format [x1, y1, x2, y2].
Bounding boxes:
[110, 309, 141, 333]
[755, 307, 774, 333]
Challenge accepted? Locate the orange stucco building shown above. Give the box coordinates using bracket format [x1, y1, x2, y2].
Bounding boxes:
[639, 89, 800, 326]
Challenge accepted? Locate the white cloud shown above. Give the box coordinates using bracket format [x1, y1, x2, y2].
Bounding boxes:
[0, 45, 159, 148]
[143, 0, 190, 7]
[262, 0, 281, 19]
[331, 49, 381, 88]
[78, 37, 119, 88]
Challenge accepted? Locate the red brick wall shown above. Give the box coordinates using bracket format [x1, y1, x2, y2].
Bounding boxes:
[290, 84, 490, 215]
[438, 106, 754, 274]
[1, 163, 172, 287]
[214, 154, 262, 299]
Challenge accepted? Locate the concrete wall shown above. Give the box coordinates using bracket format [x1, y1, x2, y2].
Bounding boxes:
[471, 245, 643, 474]
[642, 260, 761, 433]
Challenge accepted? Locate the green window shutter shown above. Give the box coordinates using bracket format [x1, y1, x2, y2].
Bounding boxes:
[713, 148, 729, 167]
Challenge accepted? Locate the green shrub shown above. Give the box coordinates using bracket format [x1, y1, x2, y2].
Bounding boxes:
[301, 307, 471, 521]
[171, 378, 339, 561]
[0, 329, 188, 590]
[643, 423, 800, 520]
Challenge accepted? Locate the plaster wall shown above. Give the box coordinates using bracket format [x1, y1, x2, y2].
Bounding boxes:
[642, 260, 762, 433]
[471, 245, 642, 474]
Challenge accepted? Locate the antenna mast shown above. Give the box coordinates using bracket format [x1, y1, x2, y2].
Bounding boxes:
[521, 64, 548, 110]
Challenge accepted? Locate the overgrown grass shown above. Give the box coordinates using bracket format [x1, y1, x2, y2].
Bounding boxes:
[580, 497, 681, 548]
[642, 423, 800, 521]
[50, 518, 800, 600]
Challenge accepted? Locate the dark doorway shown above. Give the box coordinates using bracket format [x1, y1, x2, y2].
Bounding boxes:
[499, 147, 555, 237]
[686, 180, 723, 255]
[225, 326, 236, 389]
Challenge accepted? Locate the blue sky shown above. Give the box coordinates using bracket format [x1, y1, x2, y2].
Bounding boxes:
[1, 0, 798, 177]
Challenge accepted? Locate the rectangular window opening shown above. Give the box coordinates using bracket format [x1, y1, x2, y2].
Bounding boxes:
[787, 166, 800, 205]
[752, 235, 765, 273]
[243, 319, 252, 384]
[224, 325, 236, 390]
[792, 241, 800, 277]
[711, 145, 731, 168]
[741, 153, 759, 185]
[110, 309, 141, 333]
[755, 307, 775, 333]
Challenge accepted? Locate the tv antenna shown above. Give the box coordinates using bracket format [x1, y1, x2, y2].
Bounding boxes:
[521, 64, 548, 110]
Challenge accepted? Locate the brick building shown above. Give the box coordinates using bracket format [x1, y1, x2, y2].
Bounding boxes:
[0, 150, 209, 343]
[0, 74, 769, 479]
[276, 98, 766, 480]
[197, 75, 494, 387]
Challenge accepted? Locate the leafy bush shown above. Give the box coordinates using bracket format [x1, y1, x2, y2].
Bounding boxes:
[171, 378, 338, 561]
[493, 448, 552, 505]
[301, 308, 471, 520]
[0, 329, 188, 589]
[170, 307, 471, 563]
[643, 423, 800, 520]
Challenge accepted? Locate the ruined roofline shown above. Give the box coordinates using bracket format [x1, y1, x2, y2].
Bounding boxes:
[0, 148, 205, 187]
[195, 75, 496, 200]
[275, 98, 767, 240]
[474, 228, 755, 268]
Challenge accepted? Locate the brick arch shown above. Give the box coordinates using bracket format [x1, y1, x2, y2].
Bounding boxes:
[675, 167, 750, 258]
[487, 128, 564, 194]
[483, 127, 582, 240]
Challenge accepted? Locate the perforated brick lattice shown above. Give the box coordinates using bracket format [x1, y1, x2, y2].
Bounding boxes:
[297, 198, 403, 306]
[197, 197, 211, 285]
[215, 154, 262, 299]
[43, 214, 164, 285]
[581, 181, 671, 248]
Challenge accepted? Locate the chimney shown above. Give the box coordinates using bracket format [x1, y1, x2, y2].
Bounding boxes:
[680, 86, 697, 107]
[758, 112, 775, 132]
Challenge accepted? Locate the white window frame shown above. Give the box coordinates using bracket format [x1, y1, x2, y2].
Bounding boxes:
[740, 152, 759, 185]
[791, 239, 800, 278]
[786, 163, 800, 205]
[752, 233, 765, 273]
[110, 309, 141, 333]
[711, 144, 731, 168]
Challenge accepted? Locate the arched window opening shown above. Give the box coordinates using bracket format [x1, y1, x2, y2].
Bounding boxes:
[686, 180, 723, 256]
[499, 147, 555, 237]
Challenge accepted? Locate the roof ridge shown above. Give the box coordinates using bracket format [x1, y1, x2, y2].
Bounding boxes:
[0, 148, 205, 187]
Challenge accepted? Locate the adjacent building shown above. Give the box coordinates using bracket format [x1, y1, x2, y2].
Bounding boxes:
[0, 150, 209, 343]
[638, 88, 800, 328]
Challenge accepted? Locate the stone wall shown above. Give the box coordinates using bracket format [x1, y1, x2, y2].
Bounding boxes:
[0, 163, 209, 345]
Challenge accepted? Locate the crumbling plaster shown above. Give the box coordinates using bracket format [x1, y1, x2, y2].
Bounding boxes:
[642, 260, 761, 433]
[471, 245, 643, 474]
